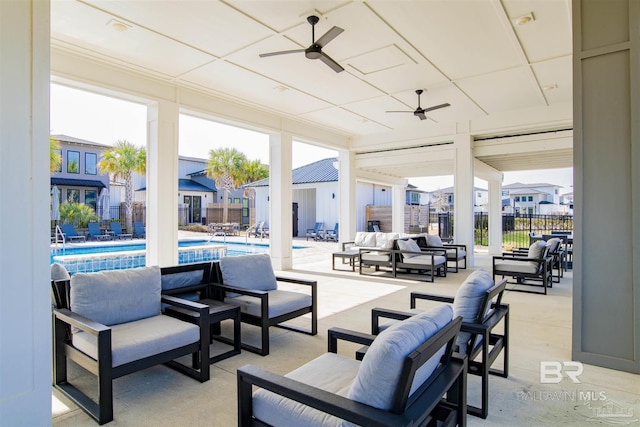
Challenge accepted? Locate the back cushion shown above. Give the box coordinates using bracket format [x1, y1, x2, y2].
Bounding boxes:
[161, 269, 205, 292]
[453, 269, 494, 353]
[545, 238, 560, 253]
[376, 233, 399, 249]
[426, 234, 444, 247]
[528, 240, 547, 260]
[51, 263, 70, 281]
[70, 265, 161, 326]
[348, 304, 453, 410]
[219, 253, 277, 291]
[396, 238, 421, 258]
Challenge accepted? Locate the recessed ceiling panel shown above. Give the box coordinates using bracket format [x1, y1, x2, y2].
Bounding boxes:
[456, 67, 544, 114]
[84, 0, 273, 57]
[532, 56, 572, 105]
[299, 107, 391, 136]
[348, 45, 413, 75]
[51, 1, 215, 78]
[368, 0, 525, 80]
[180, 61, 332, 116]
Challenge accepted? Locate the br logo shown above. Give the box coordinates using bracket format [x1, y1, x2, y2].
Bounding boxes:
[540, 361, 584, 384]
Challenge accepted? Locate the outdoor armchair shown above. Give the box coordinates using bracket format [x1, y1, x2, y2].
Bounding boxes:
[371, 270, 509, 419]
[392, 236, 447, 282]
[422, 234, 467, 273]
[61, 223, 86, 242]
[87, 222, 111, 241]
[210, 253, 317, 356]
[109, 221, 132, 240]
[238, 305, 466, 427]
[52, 266, 210, 424]
[132, 221, 145, 238]
[305, 221, 323, 241]
[492, 240, 553, 294]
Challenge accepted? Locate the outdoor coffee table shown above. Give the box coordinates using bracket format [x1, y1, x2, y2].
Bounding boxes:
[332, 249, 360, 272]
[164, 298, 241, 364]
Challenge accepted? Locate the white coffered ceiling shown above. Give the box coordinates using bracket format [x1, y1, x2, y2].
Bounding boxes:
[50, 0, 573, 179]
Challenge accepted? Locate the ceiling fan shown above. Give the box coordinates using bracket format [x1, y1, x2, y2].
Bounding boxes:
[386, 90, 451, 120]
[259, 15, 345, 73]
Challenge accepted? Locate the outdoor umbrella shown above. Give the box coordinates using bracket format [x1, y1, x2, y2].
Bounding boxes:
[51, 185, 60, 223]
[98, 188, 110, 222]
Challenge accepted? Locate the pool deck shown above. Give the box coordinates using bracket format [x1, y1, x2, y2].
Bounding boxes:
[52, 232, 640, 426]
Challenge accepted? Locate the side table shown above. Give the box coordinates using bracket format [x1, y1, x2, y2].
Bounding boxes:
[165, 298, 241, 364]
[332, 250, 360, 272]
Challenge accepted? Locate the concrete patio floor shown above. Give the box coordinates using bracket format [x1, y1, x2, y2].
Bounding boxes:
[52, 234, 640, 426]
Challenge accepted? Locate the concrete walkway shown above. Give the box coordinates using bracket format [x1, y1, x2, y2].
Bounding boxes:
[52, 234, 640, 426]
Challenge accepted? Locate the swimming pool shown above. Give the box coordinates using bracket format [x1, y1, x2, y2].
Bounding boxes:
[50, 239, 291, 274]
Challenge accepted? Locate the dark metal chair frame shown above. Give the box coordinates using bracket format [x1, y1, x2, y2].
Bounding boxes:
[237, 317, 467, 427]
[492, 247, 553, 295]
[418, 238, 468, 273]
[371, 278, 509, 419]
[210, 261, 317, 356]
[392, 239, 448, 282]
[52, 280, 210, 425]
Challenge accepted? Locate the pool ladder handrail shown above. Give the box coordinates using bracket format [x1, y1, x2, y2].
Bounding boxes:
[53, 224, 66, 249]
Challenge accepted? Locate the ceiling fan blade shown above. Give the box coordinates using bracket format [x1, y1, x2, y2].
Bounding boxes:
[422, 102, 451, 113]
[259, 49, 305, 58]
[385, 110, 414, 113]
[319, 52, 344, 73]
[416, 112, 427, 120]
[315, 26, 344, 47]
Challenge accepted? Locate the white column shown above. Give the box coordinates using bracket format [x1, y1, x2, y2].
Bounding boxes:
[453, 133, 475, 267]
[487, 178, 503, 255]
[269, 133, 293, 270]
[338, 150, 356, 243]
[146, 100, 180, 266]
[392, 184, 406, 233]
[0, 1, 52, 424]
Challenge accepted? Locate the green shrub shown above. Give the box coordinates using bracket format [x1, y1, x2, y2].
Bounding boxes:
[59, 202, 99, 228]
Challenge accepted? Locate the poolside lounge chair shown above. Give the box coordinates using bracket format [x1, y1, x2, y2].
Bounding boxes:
[87, 222, 111, 241]
[133, 221, 145, 238]
[61, 224, 86, 243]
[323, 222, 339, 241]
[305, 222, 323, 241]
[110, 221, 132, 240]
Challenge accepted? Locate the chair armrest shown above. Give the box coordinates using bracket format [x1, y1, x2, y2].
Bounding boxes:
[207, 282, 269, 299]
[342, 241, 355, 251]
[237, 365, 406, 427]
[275, 276, 317, 287]
[371, 308, 413, 334]
[410, 292, 454, 307]
[53, 308, 109, 336]
[327, 327, 375, 353]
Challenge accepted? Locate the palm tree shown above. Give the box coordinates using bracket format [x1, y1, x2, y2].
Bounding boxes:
[50, 137, 62, 172]
[240, 159, 269, 225]
[206, 147, 247, 223]
[98, 140, 146, 233]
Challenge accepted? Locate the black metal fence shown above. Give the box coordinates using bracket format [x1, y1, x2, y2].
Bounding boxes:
[435, 212, 574, 249]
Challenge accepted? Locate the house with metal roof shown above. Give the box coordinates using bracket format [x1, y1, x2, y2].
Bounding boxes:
[246, 157, 425, 236]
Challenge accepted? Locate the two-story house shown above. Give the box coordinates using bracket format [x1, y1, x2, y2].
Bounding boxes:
[50, 134, 110, 212]
[428, 186, 489, 212]
[501, 182, 566, 214]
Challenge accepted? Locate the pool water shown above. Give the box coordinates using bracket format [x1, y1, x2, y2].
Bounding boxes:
[50, 239, 299, 274]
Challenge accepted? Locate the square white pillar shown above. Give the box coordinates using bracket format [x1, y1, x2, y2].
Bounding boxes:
[453, 133, 475, 267]
[269, 133, 293, 270]
[392, 184, 406, 233]
[338, 150, 356, 243]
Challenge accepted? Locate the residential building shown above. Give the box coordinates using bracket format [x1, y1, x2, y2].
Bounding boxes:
[501, 182, 567, 215]
[50, 134, 110, 212]
[429, 186, 489, 212]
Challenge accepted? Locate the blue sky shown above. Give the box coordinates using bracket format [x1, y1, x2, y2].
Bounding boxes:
[50, 84, 573, 193]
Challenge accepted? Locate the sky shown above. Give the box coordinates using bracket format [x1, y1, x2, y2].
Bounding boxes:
[50, 84, 573, 194]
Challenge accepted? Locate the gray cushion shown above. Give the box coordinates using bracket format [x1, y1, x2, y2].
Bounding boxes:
[399, 254, 446, 268]
[51, 263, 70, 281]
[161, 269, 204, 291]
[220, 253, 277, 292]
[253, 353, 359, 427]
[348, 304, 453, 410]
[224, 289, 311, 318]
[453, 269, 494, 353]
[446, 248, 466, 259]
[545, 238, 560, 254]
[360, 252, 391, 262]
[72, 314, 199, 367]
[494, 260, 539, 274]
[70, 266, 161, 326]
[528, 240, 547, 261]
[396, 238, 421, 258]
[426, 234, 444, 247]
[375, 232, 399, 249]
[354, 232, 376, 247]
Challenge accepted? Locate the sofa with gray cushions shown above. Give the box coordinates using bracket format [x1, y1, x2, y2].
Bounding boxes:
[52, 265, 210, 424]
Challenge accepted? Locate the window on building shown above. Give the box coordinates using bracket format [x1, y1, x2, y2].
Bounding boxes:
[515, 196, 520, 202]
[66, 189, 79, 203]
[233, 198, 241, 204]
[447, 194, 453, 204]
[528, 196, 533, 202]
[85, 153, 97, 175]
[85, 190, 97, 211]
[67, 151, 80, 174]
[54, 149, 62, 172]
[242, 198, 249, 218]
[501, 190, 508, 196]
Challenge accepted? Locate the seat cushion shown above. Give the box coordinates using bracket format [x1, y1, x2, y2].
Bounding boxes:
[494, 260, 539, 274]
[348, 304, 453, 411]
[360, 252, 391, 263]
[399, 254, 446, 268]
[452, 269, 494, 353]
[72, 314, 199, 367]
[396, 238, 421, 258]
[70, 266, 161, 326]
[446, 248, 466, 260]
[225, 289, 311, 318]
[253, 353, 359, 427]
[220, 253, 277, 293]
